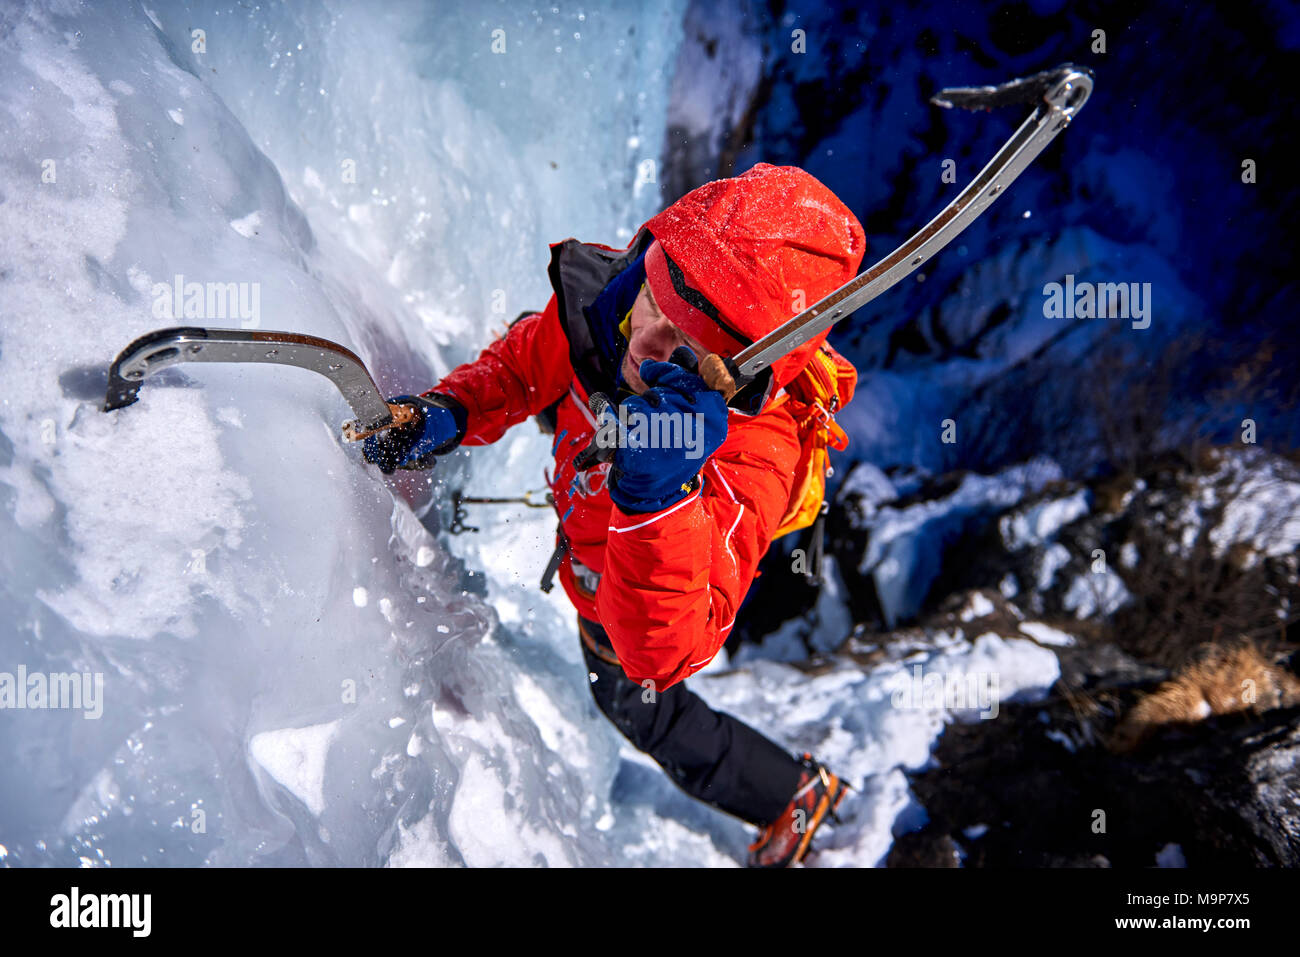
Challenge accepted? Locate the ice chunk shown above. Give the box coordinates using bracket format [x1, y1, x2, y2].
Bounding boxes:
[249, 721, 342, 817]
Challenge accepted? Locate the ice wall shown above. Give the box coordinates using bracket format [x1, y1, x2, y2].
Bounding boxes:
[0, 0, 686, 867]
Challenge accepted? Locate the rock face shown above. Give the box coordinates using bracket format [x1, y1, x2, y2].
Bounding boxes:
[809, 445, 1300, 867]
[828, 457, 1068, 629]
[895, 689, 1300, 868]
[829, 447, 1300, 664]
[659, 0, 764, 206]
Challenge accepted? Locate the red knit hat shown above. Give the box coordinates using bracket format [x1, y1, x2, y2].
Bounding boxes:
[643, 163, 865, 391]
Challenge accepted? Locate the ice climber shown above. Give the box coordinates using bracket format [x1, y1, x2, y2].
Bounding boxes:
[364, 163, 866, 867]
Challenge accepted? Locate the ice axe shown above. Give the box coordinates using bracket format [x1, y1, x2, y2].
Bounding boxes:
[102, 325, 419, 441]
[575, 62, 1093, 469]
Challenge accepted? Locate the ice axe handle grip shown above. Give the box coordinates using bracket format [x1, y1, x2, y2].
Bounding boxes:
[701, 354, 751, 402]
[341, 401, 420, 442]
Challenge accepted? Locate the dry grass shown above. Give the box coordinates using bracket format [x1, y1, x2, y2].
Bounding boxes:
[1109, 640, 1300, 752]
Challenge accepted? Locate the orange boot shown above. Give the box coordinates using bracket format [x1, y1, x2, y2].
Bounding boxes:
[747, 754, 848, 867]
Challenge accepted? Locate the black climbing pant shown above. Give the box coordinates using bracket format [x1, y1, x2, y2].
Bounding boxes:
[579, 616, 804, 827]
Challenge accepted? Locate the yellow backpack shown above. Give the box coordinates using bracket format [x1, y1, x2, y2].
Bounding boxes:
[770, 343, 858, 540]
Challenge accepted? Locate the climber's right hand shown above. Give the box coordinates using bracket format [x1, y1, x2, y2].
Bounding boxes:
[363, 393, 467, 474]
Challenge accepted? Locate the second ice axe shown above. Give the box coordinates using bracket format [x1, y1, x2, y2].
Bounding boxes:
[576, 62, 1093, 471]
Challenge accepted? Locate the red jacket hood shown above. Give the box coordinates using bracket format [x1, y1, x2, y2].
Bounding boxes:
[642, 163, 865, 395]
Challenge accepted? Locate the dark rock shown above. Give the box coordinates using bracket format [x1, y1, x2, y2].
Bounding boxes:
[899, 688, 1300, 867]
[884, 828, 961, 867]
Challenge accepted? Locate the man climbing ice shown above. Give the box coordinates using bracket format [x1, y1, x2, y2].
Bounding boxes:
[364, 163, 865, 867]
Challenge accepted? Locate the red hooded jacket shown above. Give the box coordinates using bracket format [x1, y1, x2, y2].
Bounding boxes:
[429, 164, 864, 689]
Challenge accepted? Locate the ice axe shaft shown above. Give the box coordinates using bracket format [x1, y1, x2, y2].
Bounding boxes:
[101, 325, 418, 440]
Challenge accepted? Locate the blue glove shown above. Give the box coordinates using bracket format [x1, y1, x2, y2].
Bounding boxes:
[362, 393, 467, 474]
[607, 347, 728, 514]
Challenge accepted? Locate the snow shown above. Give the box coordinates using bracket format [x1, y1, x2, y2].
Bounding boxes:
[855, 457, 1063, 626]
[692, 628, 1059, 864]
[1036, 542, 1072, 591]
[840, 461, 898, 526]
[999, 489, 1089, 551]
[387, 813, 456, 868]
[958, 592, 995, 621]
[1044, 728, 1076, 753]
[1062, 568, 1133, 619]
[1155, 843, 1187, 868]
[229, 211, 262, 238]
[731, 554, 855, 664]
[1147, 450, 1300, 566]
[448, 752, 575, 867]
[1018, 622, 1076, 647]
[1207, 451, 1300, 560]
